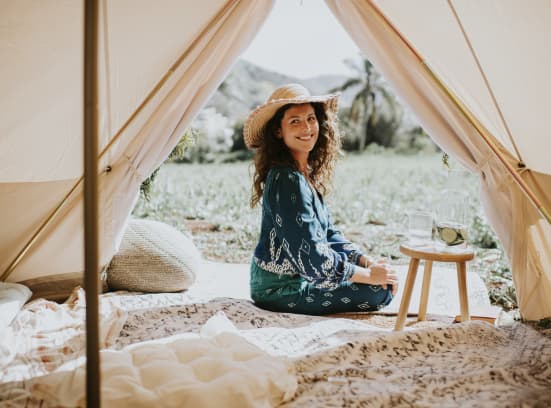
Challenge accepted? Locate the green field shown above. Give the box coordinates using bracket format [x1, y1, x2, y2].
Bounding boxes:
[133, 152, 516, 310]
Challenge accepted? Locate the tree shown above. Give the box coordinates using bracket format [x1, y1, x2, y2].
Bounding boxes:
[331, 58, 402, 150]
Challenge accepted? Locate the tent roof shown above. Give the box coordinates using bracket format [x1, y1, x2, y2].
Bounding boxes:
[1, 0, 550, 320]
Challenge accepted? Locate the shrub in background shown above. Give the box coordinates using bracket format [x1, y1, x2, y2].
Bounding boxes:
[184, 108, 234, 163]
[139, 129, 195, 201]
[470, 214, 499, 249]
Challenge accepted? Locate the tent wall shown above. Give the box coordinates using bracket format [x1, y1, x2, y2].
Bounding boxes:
[0, 0, 275, 284]
[326, 0, 551, 320]
[1, 0, 550, 320]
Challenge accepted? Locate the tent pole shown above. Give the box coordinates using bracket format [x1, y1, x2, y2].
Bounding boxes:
[84, 0, 101, 407]
[1, 0, 240, 282]
[366, 0, 551, 225]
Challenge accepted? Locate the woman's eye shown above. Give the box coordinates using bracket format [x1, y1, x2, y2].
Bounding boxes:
[308, 116, 317, 122]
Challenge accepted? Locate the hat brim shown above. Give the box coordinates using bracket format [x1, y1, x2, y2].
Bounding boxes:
[243, 93, 339, 149]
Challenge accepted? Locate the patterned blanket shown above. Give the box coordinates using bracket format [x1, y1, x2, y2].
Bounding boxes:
[1, 290, 551, 407]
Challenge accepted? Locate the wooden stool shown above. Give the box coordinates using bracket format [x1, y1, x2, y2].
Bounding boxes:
[394, 243, 474, 331]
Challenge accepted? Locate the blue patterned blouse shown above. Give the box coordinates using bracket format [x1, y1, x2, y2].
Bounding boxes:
[253, 166, 364, 290]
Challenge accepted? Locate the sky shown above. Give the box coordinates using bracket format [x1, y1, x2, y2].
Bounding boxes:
[241, 0, 362, 79]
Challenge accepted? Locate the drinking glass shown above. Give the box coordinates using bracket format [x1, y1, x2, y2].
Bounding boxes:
[407, 210, 433, 246]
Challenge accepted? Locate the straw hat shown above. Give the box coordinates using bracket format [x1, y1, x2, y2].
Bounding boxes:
[243, 83, 339, 149]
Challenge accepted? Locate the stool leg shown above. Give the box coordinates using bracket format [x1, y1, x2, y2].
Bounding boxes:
[394, 258, 420, 331]
[418, 260, 433, 321]
[456, 261, 470, 322]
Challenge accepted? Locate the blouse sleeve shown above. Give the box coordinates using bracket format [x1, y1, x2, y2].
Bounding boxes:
[266, 168, 355, 290]
[326, 211, 365, 265]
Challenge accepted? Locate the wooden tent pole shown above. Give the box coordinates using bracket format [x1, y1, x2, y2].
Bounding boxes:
[84, 0, 101, 406]
[366, 0, 551, 225]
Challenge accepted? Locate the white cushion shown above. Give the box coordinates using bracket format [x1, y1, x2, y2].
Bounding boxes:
[0, 282, 31, 329]
[107, 219, 201, 293]
[31, 313, 297, 408]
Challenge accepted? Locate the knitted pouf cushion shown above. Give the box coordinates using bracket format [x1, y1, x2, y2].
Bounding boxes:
[107, 219, 200, 292]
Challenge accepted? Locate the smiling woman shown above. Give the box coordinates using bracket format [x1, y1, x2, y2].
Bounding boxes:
[243, 83, 399, 316]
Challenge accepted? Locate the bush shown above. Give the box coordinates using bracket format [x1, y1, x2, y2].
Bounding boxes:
[184, 108, 234, 162]
[394, 126, 439, 155]
[337, 108, 361, 151]
[230, 120, 246, 152]
[140, 129, 195, 201]
[470, 214, 499, 249]
[487, 264, 517, 310]
[364, 114, 401, 148]
[219, 150, 254, 163]
[338, 108, 438, 154]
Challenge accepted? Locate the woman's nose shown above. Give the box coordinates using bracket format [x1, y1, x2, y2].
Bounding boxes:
[302, 122, 311, 133]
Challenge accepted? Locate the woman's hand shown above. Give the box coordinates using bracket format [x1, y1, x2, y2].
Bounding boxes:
[350, 263, 399, 295]
[359, 255, 389, 268]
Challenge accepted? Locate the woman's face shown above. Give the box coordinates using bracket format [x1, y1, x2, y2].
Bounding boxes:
[277, 103, 319, 161]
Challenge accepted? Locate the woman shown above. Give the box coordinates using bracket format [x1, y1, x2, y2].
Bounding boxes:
[244, 84, 398, 315]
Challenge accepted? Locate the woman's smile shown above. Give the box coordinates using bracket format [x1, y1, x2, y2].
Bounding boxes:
[278, 103, 319, 163]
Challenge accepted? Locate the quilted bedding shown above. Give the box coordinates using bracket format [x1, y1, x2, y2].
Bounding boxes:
[1, 288, 551, 407]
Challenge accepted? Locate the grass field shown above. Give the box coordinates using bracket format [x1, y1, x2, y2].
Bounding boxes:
[133, 152, 516, 310]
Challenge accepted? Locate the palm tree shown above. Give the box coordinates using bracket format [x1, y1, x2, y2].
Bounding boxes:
[331, 58, 402, 150]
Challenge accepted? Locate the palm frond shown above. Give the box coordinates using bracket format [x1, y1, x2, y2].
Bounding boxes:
[329, 77, 362, 93]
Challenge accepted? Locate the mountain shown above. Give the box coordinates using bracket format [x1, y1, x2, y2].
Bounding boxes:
[205, 59, 352, 123]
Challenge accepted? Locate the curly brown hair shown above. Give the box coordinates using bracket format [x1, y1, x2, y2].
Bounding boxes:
[250, 102, 342, 207]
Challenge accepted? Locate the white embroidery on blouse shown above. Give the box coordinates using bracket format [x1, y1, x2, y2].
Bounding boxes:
[269, 228, 277, 260]
[255, 169, 358, 290]
[300, 239, 310, 254]
[254, 256, 297, 276]
[255, 228, 299, 276]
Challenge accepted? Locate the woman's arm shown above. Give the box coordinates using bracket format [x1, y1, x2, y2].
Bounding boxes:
[325, 214, 364, 265]
[267, 168, 354, 290]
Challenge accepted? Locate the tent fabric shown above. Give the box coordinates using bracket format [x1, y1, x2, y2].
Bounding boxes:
[1, 0, 550, 320]
[326, 0, 551, 320]
[0, 0, 275, 283]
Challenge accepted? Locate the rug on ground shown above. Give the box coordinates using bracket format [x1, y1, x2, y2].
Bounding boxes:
[1, 290, 550, 407]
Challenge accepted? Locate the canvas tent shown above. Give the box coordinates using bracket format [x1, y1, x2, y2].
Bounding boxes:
[1, 0, 550, 326]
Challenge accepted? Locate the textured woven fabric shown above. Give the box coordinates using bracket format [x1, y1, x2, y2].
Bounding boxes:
[107, 219, 200, 292]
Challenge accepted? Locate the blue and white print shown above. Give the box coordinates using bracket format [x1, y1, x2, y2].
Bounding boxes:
[253, 166, 363, 290]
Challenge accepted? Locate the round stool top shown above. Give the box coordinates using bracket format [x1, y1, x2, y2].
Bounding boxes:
[400, 242, 474, 262]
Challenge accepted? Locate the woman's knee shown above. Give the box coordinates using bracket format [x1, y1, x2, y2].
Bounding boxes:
[360, 284, 394, 308]
[379, 286, 394, 307]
